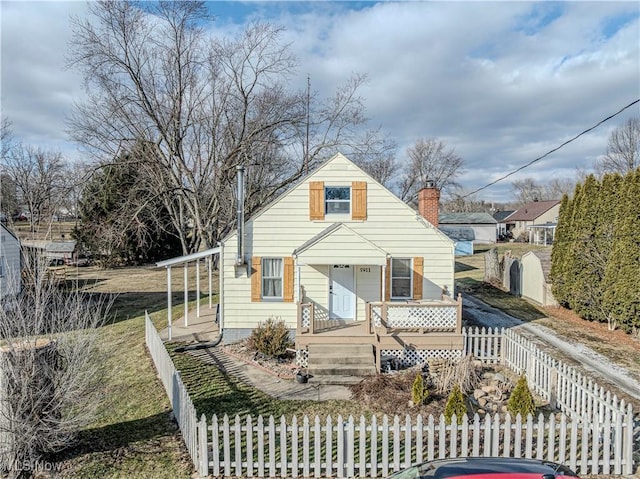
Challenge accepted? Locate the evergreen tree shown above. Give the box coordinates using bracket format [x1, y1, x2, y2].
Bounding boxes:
[570, 175, 603, 320]
[507, 375, 536, 418]
[552, 184, 581, 305]
[73, 148, 182, 266]
[603, 169, 640, 332]
[550, 194, 571, 305]
[444, 384, 467, 424]
[411, 372, 429, 405]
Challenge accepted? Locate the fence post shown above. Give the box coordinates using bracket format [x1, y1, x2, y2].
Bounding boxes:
[549, 367, 558, 410]
[623, 404, 634, 475]
[198, 414, 208, 477]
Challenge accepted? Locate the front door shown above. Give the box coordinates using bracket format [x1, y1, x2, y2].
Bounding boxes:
[329, 265, 355, 319]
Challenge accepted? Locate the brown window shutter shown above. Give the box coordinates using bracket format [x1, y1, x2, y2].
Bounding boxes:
[413, 256, 424, 300]
[251, 257, 261, 302]
[283, 257, 294, 302]
[309, 181, 325, 220]
[385, 258, 391, 302]
[351, 181, 367, 220]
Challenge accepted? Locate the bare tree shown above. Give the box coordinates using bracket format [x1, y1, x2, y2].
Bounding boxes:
[596, 116, 640, 175]
[4, 145, 66, 232]
[398, 138, 464, 204]
[511, 177, 575, 206]
[1, 119, 18, 220]
[0, 255, 112, 478]
[68, 2, 389, 253]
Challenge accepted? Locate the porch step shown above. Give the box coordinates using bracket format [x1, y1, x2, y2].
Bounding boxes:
[306, 343, 377, 379]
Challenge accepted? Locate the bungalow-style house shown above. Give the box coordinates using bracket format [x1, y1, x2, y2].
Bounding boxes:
[0, 223, 21, 299]
[219, 153, 463, 374]
[505, 200, 560, 243]
[438, 212, 497, 244]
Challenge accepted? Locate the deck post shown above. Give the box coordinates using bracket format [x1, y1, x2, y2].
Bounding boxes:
[184, 263, 189, 327]
[309, 304, 315, 334]
[456, 293, 463, 333]
[167, 266, 172, 341]
[196, 259, 201, 318]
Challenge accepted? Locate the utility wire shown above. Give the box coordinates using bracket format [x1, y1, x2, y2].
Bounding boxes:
[464, 98, 640, 198]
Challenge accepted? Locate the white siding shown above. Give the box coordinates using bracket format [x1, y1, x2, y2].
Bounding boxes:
[0, 225, 21, 298]
[222, 153, 455, 334]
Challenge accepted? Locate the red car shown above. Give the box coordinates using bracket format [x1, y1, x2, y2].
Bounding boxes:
[388, 457, 579, 479]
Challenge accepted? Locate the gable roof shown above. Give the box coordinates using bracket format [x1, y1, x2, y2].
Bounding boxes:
[293, 223, 388, 265]
[0, 223, 19, 243]
[45, 241, 77, 254]
[224, 152, 453, 244]
[506, 200, 560, 221]
[439, 212, 497, 225]
[493, 210, 515, 222]
[440, 226, 475, 242]
[523, 249, 552, 282]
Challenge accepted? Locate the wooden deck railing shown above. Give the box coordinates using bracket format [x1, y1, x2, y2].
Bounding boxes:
[368, 294, 462, 334]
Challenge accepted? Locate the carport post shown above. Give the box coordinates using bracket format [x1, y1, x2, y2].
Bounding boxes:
[184, 263, 189, 327]
[196, 258, 201, 318]
[167, 266, 172, 341]
[208, 256, 213, 309]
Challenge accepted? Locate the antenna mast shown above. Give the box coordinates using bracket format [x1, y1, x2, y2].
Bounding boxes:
[305, 74, 310, 175]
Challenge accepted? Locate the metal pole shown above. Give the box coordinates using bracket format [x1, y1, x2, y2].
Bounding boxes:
[184, 263, 189, 327]
[167, 266, 172, 341]
[196, 258, 201, 318]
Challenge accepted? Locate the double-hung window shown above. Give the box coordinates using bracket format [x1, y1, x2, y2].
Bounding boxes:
[325, 186, 350, 215]
[261, 258, 283, 299]
[391, 258, 412, 299]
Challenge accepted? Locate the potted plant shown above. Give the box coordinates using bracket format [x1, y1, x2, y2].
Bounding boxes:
[295, 368, 309, 384]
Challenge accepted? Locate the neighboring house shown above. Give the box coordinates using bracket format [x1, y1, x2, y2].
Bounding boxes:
[504, 200, 560, 242]
[0, 223, 21, 299]
[438, 212, 497, 244]
[439, 226, 475, 256]
[520, 250, 558, 307]
[45, 240, 77, 264]
[217, 153, 463, 372]
[493, 210, 515, 240]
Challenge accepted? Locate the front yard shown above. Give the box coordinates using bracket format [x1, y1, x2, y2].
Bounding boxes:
[52, 244, 640, 476]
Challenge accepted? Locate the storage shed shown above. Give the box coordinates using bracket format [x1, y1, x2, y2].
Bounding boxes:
[521, 250, 558, 306]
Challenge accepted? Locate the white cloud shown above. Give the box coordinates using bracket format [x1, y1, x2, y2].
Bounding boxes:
[2, 1, 638, 200]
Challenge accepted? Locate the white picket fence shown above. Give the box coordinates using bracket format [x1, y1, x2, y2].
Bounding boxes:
[463, 327, 632, 425]
[145, 318, 635, 477]
[145, 313, 201, 471]
[200, 409, 634, 478]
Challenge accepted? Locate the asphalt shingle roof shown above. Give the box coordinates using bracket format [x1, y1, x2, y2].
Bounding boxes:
[439, 212, 497, 225]
[506, 200, 560, 221]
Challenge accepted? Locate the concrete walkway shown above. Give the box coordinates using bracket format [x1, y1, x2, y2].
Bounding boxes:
[185, 347, 354, 401]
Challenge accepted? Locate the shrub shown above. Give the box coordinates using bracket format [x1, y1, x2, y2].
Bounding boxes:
[411, 372, 429, 405]
[507, 375, 536, 418]
[444, 384, 467, 424]
[247, 317, 292, 358]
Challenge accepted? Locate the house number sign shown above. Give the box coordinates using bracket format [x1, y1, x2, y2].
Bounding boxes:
[359, 267, 371, 273]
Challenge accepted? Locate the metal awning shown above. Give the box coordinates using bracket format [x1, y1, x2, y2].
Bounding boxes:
[156, 247, 220, 268]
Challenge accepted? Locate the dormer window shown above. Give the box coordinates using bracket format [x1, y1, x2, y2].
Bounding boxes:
[325, 186, 350, 215]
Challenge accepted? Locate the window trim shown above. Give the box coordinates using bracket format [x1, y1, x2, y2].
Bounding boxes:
[261, 257, 283, 300]
[391, 257, 413, 300]
[324, 186, 351, 215]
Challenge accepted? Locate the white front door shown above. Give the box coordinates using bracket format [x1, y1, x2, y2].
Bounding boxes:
[329, 265, 355, 319]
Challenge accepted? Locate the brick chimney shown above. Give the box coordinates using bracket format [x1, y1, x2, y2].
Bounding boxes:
[418, 182, 440, 228]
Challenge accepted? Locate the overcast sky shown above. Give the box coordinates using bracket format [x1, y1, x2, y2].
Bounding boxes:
[1, 1, 639, 202]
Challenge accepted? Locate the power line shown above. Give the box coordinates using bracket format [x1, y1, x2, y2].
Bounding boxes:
[464, 98, 640, 198]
